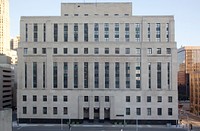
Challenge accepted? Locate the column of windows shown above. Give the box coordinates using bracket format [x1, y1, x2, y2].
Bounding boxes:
[94, 23, 99, 42]
[64, 62, 68, 88]
[33, 23, 38, 42]
[125, 23, 129, 42]
[94, 62, 99, 88]
[115, 62, 120, 88]
[104, 23, 109, 41]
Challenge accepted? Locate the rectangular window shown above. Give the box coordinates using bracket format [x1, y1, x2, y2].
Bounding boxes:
[33, 95, 37, 102]
[74, 48, 78, 54]
[33, 23, 38, 42]
[33, 107, 37, 114]
[53, 107, 57, 115]
[63, 96, 68, 102]
[63, 48, 68, 54]
[94, 62, 99, 88]
[105, 62, 109, 88]
[115, 62, 120, 88]
[23, 95, 27, 101]
[126, 62, 130, 88]
[168, 108, 173, 115]
[94, 23, 99, 42]
[125, 23, 130, 42]
[105, 48, 109, 54]
[64, 23, 68, 42]
[136, 96, 141, 102]
[115, 48, 120, 54]
[136, 48, 141, 54]
[24, 48, 28, 54]
[126, 108, 130, 115]
[84, 23, 88, 42]
[147, 96, 151, 102]
[136, 63, 141, 88]
[43, 23, 46, 42]
[148, 23, 150, 41]
[157, 108, 162, 116]
[84, 96, 88, 102]
[125, 48, 130, 54]
[104, 23, 109, 41]
[64, 62, 68, 88]
[33, 48, 37, 54]
[157, 96, 162, 102]
[148, 63, 151, 89]
[53, 95, 57, 102]
[147, 108, 151, 116]
[94, 48, 99, 54]
[84, 48, 88, 54]
[74, 23, 78, 42]
[53, 48, 57, 54]
[43, 95, 47, 101]
[53, 62, 58, 88]
[157, 48, 161, 54]
[42, 48, 46, 54]
[54, 24, 58, 42]
[166, 48, 171, 54]
[115, 23, 119, 41]
[33, 62, 37, 88]
[43, 107, 47, 114]
[84, 62, 88, 88]
[168, 96, 172, 102]
[136, 108, 141, 115]
[43, 62, 45, 88]
[94, 96, 99, 102]
[166, 23, 169, 42]
[126, 96, 130, 102]
[135, 23, 140, 42]
[105, 96, 109, 102]
[157, 62, 161, 89]
[64, 107, 68, 115]
[74, 62, 78, 88]
[168, 62, 170, 89]
[156, 23, 161, 42]
[25, 24, 28, 42]
[147, 48, 152, 54]
[25, 62, 27, 88]
[23, 107, 27, 114]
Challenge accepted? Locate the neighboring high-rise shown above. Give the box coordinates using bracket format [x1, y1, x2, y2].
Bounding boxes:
[178, 46, 200, 116]
[0, 0, 10, 55]
[17, 3, 178, 124]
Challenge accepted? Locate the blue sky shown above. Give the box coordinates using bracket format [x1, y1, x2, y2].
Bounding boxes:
[10, 0, 200, 48]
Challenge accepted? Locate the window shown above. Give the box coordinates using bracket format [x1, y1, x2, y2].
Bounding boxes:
[33, 107, 37, 114]
[94, 96, 99, 102]
[64, 23, 68, 42]
[43, 63, 46, 88]
[115, 48, 120, 54]
[147, 96, 151, 102]
[136, 48, 141, 54]
[157, 108, 162, 116]
[43, 95, 47, 101]
[115, 62, 120, 88]
[94, 62, 99, 88]
[44, 23, 46, 42]
[33, 23, 38, 42]
[104, 23, 109, 41]
[74, 23, 78, 42]
[43, 107, 47, 114]
[168, 96, 172, 102]
[105, 96, 109, 102]
[23, 95, 27, 101]
[125, 23, 130, 42]
[84, 23, 88, 42]
[84, 62, 88, 88]
[64, 48, 68, 54]
[84, 96, 88, 102]
[166, 23, 169, 42]
[105, 48, 109, 54]
[54, 24, 58, 42]
[147, 48, 152, 54]
[105, 62, 109, 88]
[157, 96, 162, 102]
[63, 96, 68, 102]
[33, 95, 37, 102]
[125, 48, 130, 54]
[126, 96, 130, 102]
[148, 63, 151, 89]
[167, 62, 170, 89]
[84, 48, 88, 54]
[126, 62, 130, 88]
[147, 108, 151, 116]
[74, 62, 78, 88]
[115, 23, 119, 41]
[94, 23, 99, 42]
[126, 108, 130, 115]
[147, 23, 150, 41]
[53, 95, 57, 102]
[33, 62, 37, 88]
[63, 62, 68, 88]
[157, 48, 161, 54]
[156, 23, 161, 42]
[25, 24, 28, 42]
[157, 62, 161, 89]
[53, 62, 58, 88]
[136, 108, 141, 115]
[136, 63, 141, 88]
[74, 48, 78, 54]
[53, 48, 57, 54]
[94, 48, 99, 54]
[64, 107, 68, 115]
[53, 107, 57, 115]
[168, 108, 173, 115]
[136, 96, 141, 102]
[25, 63, 27, 88]
[24, 48, 28, 54]
[23, 107, 27, 114]
[33, 48, 37, 54]
[42, 48, 46, 54]
[135, 23, 140, 42]
[166, 48, 171, 54]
